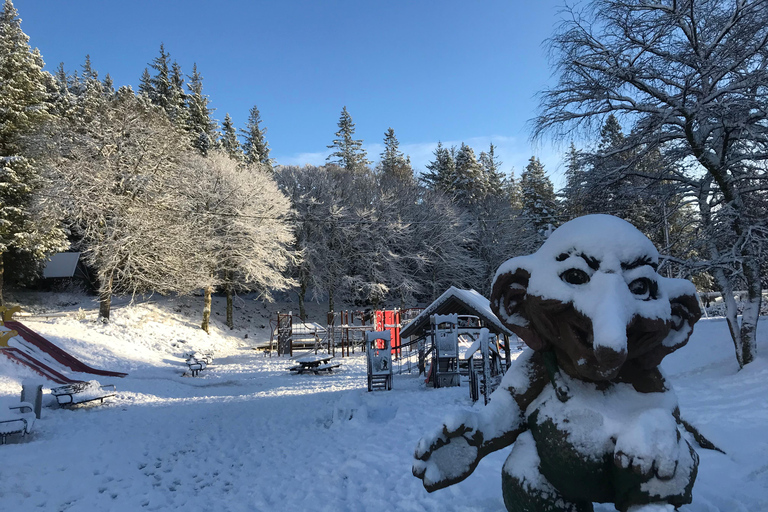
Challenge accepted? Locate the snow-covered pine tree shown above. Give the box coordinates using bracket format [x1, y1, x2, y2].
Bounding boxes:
[520, 156, 558, 234]
[561, 142, 588, 220]
[326, 106, 371, 173]
[220, 113, 242, 162]
[421, 141, 456, 194]
[241, 105, 274, 170]
[0, 0, 67, 304]
[186, 63, 217, 155]
[138, 68, 153, 97]
[148, 43, 172, 112]
[376, 127, 412, 181]
[478, 143, 505, 197]
[166, 61, 188, 128]
[453, 143, 487, 206]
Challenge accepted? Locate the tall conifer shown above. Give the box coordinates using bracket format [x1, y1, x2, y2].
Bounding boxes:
[0, 0, 67, 303]
[326, 106, 370, 173]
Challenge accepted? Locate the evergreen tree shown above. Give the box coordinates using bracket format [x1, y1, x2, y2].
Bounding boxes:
[102, 73, 114, 95]
[241, 104, 273, 169]
[0, 0, 67, 303]
[520, 156, 558, 233]
[148, 43, 172, 111]
[479, 143, 505, 197]
[186, 63, 217, 155]
[561, 142, 587, 219]
[326, 106, 370, 173]
[138, 68, 153, 97]
[376, 127, 412, 181]
[219, 113, 242, 161]
[421, 141, 456, 193]
[453, 142, 486, 206]
[166, 61, 188, 127]
[503, 170, 522, 210]
[81, 54, 98, 82]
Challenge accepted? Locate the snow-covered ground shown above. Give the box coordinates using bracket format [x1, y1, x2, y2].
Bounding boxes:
[0, 292, 765, 511]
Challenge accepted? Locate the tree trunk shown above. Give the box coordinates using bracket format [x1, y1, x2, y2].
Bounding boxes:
[98, 273, 113, 323]
[298, 279, 307, 321]
[226, 283, 234, 330]
[201, 285, 212, 334]
[328, 288, 335, 313]
[0, 253, 5, 307]
[737, 255, 761, 366]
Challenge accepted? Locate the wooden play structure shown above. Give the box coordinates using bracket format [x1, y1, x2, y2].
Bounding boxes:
[266, 308, 424, 362]
[466, 328, 505, 404]
[399, 287, 517, 391]
[366, 330, 393, 391]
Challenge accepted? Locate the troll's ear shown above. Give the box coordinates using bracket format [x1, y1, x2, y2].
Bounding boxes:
[664, 291, 702, 352]
[637, 290, 703, 368]
[490, 267, 547, 351]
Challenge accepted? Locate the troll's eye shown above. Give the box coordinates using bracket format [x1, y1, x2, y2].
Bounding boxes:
[628, 278, 655, 300]
[560, 268, 590, 285]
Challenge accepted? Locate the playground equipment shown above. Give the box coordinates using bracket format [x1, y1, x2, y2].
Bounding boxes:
[0, 306, 125, 402]
[366, 330, 393, 391]
[269, 312, 327, 356]
[428, 314, 461, 388]
[466, 328, 504, 404]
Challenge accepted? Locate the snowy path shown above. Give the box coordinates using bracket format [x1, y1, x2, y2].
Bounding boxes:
[0, 307, 765, 511]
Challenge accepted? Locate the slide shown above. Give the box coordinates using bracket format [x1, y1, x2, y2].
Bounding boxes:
[1, 321, 127, 384]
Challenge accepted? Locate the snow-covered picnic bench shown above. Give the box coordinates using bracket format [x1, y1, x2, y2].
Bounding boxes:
[0, 401, 35, 444]
[288, 354, 341, 375]
[51, 380, 117, 406]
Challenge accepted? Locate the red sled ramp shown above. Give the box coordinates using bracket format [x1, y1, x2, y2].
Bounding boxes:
[1, 347, 78, 385]
[3, 321, 127, 379]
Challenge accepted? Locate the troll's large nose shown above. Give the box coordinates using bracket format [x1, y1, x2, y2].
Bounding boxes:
[587, 271, 633, 370]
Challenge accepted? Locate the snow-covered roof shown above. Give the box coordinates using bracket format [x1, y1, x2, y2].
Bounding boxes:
[400, 287, 513, 339]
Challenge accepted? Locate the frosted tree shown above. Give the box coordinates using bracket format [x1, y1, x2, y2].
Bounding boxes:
[561, 142, 587, 219]
[186, 63, 217, 155]
[138, 68, 152, 97]
[276, 165, 336, 319]
[148, 43, 172, 112]
[182, 152, 295, 332]
[276, 164, 356, 313]
[478, 143, 505, 197]
[166, 61, 188, 127]
[421, 142, 456, 193]
[376, 127, 412, 181]
[535, 0, 768, 367]
[241, 105, 273, 169]
[519, 157, 558, 234]
[0, 0, 68, 304]
[326, 106, 371, 173]
[219, 113, 242, 162]
[453, 143, 487, 206]
[36, 87, 199, 321]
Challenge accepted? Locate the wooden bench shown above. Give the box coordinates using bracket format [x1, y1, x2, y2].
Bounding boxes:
[0, 402, 35, 444]
[51, 381, 117, 406]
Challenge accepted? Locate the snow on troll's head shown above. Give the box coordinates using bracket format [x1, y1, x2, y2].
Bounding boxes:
[490, 214, 702, 382]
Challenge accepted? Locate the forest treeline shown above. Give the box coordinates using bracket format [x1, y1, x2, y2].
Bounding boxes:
[1, 0, 765, 367]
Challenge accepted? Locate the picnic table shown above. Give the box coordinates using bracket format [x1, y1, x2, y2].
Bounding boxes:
[288, 354, 341, 375]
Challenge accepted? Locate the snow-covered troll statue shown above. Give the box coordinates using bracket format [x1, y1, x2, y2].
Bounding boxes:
[413, 215, 702, 512]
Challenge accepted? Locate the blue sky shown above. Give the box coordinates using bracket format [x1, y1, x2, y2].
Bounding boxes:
[15, 0, 566, 184]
